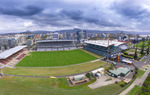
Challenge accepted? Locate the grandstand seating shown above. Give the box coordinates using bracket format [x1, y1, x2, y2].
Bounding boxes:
[16, 53, 26, 60]
[37, 41, 77, 51]
[84, 43, 122, 57]
[0, 49, 29, 67]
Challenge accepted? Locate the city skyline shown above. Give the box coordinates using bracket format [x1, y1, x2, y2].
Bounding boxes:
[0, 0, 150, 33]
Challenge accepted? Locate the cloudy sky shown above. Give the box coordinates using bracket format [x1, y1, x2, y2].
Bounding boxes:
[0, 0, 150, 33]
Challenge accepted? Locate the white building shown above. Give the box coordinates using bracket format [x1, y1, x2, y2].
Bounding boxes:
[15, 34, 27, 45]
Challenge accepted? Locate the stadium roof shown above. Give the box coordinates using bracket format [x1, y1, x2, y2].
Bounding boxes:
[37, 40, 76, 43]
[118, 44, 128, 50]
[0, 46, 27, 59]
[85, 40, 125, 47]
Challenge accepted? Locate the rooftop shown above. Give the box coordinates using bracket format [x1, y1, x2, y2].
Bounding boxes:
[122, 59, 132, 64]
[85, 40, 125, 47]
[37, 40, 76, 43]
[73, 74, 85, 79]
[0, 46, 27, 59]
[91, 68, 104, 74]
[109, 67, 130, 76]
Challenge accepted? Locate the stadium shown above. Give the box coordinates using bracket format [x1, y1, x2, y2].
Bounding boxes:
[0, 39, 99, 68]
[0, 39, 128, 68]
[0, 39, 130, 95]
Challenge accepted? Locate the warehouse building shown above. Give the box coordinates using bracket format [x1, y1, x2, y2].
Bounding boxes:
[109, 67, 130, 78]
[91, 68, 105, 78]
[68, 74, 89, 85]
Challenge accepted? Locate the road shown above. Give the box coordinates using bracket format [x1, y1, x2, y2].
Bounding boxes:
[132, 55, 150, 70]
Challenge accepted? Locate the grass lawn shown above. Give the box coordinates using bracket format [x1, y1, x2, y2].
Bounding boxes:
[16, 49, 98, 67]
[3, 61, 109, 76]
[141, 59, 146, 62]
[128, 49, 135, 52]
[136, 70, 145, 78]
[0, 76, 122, 95]
[136, 41, 149, 48]
[122, 54, 134, 59]
[126, 85, 141, 95]
[80, 49, 102, 58]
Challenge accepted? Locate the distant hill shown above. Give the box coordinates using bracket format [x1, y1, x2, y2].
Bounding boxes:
[32, 30, 52, 34]
[21, 29, 141, 34]
[1, 28, 149, 35]
[20, 30, 32, 34]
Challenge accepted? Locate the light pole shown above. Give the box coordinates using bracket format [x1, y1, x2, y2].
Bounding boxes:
[107, 34, 110, 63]
[0, 67, 4, 77]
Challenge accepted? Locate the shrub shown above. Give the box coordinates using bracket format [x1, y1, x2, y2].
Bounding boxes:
[105, 78, 112, 81]
[118, 81, 127, 87]
[86, 73, 91, 79]
[122, 54, 134, 59]
[124, 51, 128, 55]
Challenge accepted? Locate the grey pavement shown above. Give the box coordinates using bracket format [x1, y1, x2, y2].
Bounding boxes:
[133, 55, 150, 69]
[88, 75, 121, 89]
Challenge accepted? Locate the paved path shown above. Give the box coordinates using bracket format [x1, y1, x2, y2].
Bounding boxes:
[1, 63, 110, 78]
[119, 65, 150, 95]
[133, 55, 150, 70]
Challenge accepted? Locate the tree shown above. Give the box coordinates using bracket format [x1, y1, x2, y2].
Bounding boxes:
[140, 42, 145, 55]
[147, 44, 150, 55]
[134, 45, 138, 59]
[4, 44, 7, 50]
[142, 37, 145, 42]
[147, 40, 150, 55]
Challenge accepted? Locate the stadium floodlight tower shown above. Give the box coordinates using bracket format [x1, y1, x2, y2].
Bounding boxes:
[107, 34, 110, 62]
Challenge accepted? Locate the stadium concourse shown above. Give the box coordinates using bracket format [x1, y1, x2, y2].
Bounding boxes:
[36, 40, 77, 51]
[0, 46, 29, 68]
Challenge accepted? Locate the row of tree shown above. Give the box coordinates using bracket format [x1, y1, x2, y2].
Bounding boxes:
[134, 38, 150, 59]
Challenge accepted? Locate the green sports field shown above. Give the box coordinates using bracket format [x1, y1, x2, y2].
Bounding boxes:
[16, 49, 98, 67]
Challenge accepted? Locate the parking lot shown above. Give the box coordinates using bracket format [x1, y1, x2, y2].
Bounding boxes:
[88, 75, 121, 89]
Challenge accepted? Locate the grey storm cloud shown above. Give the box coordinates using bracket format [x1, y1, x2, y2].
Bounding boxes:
[59, 9, 121, 27]
[0, 0, 150, 33]
[60, 10, 83, 21]
[118, 7, 147, 19]
[0, 0, 121, 28]
[0, 5, 43, 16]
[112, 0, 150, 20]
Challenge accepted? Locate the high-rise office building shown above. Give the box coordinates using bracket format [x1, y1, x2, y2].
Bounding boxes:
[76, 30, 87, 43]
